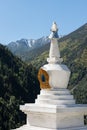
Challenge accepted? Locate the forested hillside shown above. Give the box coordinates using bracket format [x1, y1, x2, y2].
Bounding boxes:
[59, 23, 87, 103]
[0, 44, 40, 130]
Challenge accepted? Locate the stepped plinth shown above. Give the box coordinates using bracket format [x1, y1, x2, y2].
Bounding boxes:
[14, 22, 87, 130]
[19, 88, 87, 130]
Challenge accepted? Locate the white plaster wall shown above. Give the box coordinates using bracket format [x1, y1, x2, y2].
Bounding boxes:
[49, 39, 60, 59]
[42, 64, 71, 89]
[57, 113, 84, 128]
[27, 112, 56, 129]
[49, 70, 70, 88]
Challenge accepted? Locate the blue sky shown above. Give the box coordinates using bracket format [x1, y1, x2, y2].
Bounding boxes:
[0, 0, 87, 44]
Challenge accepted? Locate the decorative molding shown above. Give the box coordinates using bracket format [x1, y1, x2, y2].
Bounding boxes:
[38, 68, 51, 89]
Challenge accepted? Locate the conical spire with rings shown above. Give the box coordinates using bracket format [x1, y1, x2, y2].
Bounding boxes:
[47, 22, 63, 64]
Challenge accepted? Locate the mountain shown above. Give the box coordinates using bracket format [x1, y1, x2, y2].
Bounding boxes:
[0, 44, 40, 130]
[23, 23, 87, 104]
[58, 23, 87, 103]
[7, 36, 50, 54]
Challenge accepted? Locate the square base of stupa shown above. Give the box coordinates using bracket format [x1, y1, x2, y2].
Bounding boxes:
[17, 103, 87, 130]
[15, 124, 87, 130]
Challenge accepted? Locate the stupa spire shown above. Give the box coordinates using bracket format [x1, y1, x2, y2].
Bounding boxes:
[47, 22, 63, 64]
[51, 21, 58, 32]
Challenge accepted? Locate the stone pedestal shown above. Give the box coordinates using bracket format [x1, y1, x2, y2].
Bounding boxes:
[15, 88, 87, 130]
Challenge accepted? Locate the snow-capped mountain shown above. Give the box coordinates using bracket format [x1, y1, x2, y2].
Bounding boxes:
[7, 36, 50, 54]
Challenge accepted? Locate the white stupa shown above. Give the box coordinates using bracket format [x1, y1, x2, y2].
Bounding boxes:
[14, 22, 87, 130]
